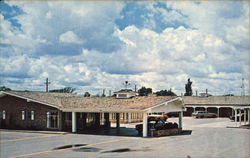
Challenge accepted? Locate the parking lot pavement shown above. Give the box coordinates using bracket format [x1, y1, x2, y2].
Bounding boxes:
[1, 117, 249, 158]
[168, 117, 239, 129]
[0, 130, 66, 143]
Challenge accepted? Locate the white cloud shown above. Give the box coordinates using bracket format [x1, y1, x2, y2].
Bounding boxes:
[1, 1, 249, 96]
[59, 31, 84, 44]
[77, 23, 249, 95]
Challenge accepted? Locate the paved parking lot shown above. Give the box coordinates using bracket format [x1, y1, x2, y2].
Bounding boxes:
[1, 117, 249, 158]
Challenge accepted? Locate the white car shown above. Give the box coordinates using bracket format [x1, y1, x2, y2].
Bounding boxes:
[192, 111, 217, 118]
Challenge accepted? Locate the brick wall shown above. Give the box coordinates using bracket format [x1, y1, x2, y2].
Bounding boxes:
[0, 95, 60, 130]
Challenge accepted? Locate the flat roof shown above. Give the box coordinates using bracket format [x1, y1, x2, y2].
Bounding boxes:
[182, 96, 250, 106]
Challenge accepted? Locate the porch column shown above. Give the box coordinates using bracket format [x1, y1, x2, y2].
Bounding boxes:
[47, 112, 50, 128]
[232, 108, 234, 116]
[235, 109, 237, 126]
[193, 107, 196, 113]
[142, 112, 148, 137]
[243, 109, 247, 125]
[72, 112, 77, 133]
[128, 112, 132, 123]
[217, 107, 220, 117]
[239, 110, 242, 125]
[179, 111, 183, 129]
[116, 113, 120, 128]
[204, 107, 207, 112]
[58, 111, 62, 131]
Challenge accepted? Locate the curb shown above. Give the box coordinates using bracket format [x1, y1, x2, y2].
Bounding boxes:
[226, 126, 250, 129]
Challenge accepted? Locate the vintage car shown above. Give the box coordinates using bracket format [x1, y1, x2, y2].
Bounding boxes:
[166, 112, 179, 118]
[135, 118, 178, 135]
[192, 111, 217, 118]
[148, 112, 168, 121]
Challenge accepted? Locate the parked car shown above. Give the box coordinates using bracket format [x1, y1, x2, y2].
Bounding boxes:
[135, 118, 178, 135]
[192, 111, 217, 118]
[166, 112, 179, 118]
[148, 112, 168, 121]
[229, 113, 248, 121]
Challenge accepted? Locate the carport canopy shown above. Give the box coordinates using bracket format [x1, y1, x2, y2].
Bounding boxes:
[142, 97, 184, 137]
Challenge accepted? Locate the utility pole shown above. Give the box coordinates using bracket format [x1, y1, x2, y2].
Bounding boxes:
[44, 78, 51, 92]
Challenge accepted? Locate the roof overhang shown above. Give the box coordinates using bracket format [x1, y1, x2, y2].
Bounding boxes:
[61, 108, 143, 113]
[0, 91, 61, 109]
[144, 97, 184, 113]
[185, 104, 250, 108]
[232, 106, 250, 110]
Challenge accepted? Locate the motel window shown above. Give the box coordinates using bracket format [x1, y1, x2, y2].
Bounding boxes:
[26, 111, 32, 120]
[47, 112, 59, 129]
[118, 94, 127, 98]
[21, 111, 34, 120]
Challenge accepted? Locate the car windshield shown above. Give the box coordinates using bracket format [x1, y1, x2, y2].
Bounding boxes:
[157, 120, 165, 125]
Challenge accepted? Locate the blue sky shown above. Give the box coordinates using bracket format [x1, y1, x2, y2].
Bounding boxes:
[0, 1, 249, 96]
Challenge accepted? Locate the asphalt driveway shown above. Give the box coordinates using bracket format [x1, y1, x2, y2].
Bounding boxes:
[1, 117, 249, 158]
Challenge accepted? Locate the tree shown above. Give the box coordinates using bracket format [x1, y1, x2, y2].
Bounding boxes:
[184, 78, 193, 96]
[101, 93, 106, 97]
[156, 89, 177, 96]
[84, 92, 91, 97]
[49, 87, 76, 93]
[138, 87, 152, 96]
[0, 86, 11, 91]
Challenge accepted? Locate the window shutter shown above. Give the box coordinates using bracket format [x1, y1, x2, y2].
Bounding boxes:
[3, 110, 6, 120]
[31, 111, 34, 120]
[22, 111, 25, 120]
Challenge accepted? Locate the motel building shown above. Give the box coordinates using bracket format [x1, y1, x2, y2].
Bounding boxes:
[0, 91, 249, 137]
[0, 91, 184, 137]
[182, 96, 250, 126]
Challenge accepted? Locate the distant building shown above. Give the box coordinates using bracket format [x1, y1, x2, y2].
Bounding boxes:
[199, 93, 212, 97]
[182, 96, 250, 118]
[113, 89, 137, 99]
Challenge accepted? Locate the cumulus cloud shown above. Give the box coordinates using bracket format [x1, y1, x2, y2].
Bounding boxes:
[59, 31, 84, 44]
[0, 1, 249, 96]
[77, 23, 249, 95]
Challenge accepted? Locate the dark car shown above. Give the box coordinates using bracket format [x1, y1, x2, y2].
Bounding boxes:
[166, 112, 179, 118]
[135, 118, 178, 135]
[229, 113, 248, 122]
